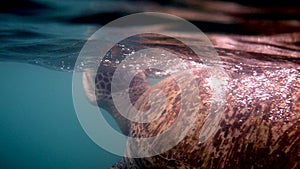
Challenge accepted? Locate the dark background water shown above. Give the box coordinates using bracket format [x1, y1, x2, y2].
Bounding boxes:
[0, 62, 121, 168]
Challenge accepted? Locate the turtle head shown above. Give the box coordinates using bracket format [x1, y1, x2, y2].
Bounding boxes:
[82, 67, 150, 135]
[83, 69, 111, 106]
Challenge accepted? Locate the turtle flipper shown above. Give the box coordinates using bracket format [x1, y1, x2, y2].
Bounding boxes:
[82, 69, 98, 106]
[110, 158, 127, 169]
[110, 158, 141, 169]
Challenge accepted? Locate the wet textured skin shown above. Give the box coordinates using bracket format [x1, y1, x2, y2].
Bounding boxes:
[123, 59, 300, 169]
[82, 33, 300, 169]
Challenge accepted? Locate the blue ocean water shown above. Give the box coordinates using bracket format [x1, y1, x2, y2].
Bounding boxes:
[0, 62, 121, 168]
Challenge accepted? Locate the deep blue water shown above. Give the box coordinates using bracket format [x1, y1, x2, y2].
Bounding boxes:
[0, 62, 121, 168]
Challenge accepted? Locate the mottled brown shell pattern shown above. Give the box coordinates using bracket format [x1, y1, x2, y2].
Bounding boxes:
[124, 57, 300, 168]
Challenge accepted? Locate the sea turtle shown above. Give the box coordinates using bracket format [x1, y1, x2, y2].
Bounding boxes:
[82, 33, 300, 169]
